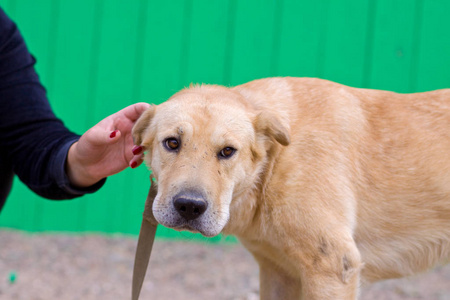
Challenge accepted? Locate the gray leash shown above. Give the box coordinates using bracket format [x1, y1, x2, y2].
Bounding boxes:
[132, 176, 158, 300]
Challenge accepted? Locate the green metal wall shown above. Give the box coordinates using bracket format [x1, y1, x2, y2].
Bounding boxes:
[0, 0, 449, 237]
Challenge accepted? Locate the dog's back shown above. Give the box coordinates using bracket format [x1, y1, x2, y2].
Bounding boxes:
[351, 85, 450, 281]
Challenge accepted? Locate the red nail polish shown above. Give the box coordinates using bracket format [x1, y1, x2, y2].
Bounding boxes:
[110, 130, 117, 138]
[130, 161, 138, 168]
[132, 146, 143, 155]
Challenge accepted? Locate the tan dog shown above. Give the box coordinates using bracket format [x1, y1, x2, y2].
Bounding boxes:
[132, 77, 450, 299]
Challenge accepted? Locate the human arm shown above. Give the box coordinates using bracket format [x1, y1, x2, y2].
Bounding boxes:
[0, 7, 147, 200]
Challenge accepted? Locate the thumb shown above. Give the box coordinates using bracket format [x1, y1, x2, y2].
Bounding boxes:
[84, 127, 122, 147]
[108, 129, 122, 143]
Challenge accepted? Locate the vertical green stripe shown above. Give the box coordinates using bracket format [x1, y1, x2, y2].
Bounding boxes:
[223, 0, 237, 85]
[179, 0, 193, 87]
[409, 0, 424, 92]
[270, 0, 284, 76]
[362, 0, 377, 88]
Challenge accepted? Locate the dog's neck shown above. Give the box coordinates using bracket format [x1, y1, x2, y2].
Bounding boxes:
[223, 142, 282, 239]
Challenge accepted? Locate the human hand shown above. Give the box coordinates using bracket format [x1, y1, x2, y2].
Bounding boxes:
[66, 102, 150, 187]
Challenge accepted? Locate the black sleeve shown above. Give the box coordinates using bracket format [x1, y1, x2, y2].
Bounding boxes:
[0, 7, 105, 200]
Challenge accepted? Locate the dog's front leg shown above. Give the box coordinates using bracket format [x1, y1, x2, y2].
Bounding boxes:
[297, 238, 362, 300]
[256, 255, 302, 300]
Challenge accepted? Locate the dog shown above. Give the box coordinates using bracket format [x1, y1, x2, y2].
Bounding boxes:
[132, 77, 450, 299]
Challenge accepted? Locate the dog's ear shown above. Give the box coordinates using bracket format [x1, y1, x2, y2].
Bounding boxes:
[254, 111, 290, 146]
[132, 105, 156, 146]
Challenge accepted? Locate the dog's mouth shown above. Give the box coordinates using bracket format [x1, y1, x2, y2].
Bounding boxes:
[165, 219, 221, 238]
[153, 207, 225, 238]
[172, 224, 201, 234]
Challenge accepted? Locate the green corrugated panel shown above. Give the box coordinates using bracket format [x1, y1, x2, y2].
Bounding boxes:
[38, 0, 100, 233]
[1, 0, 449, 236]
[184, 0, 231, 85]
[321, 0, 372, 87]
[276, 0, 330, 79]
[416, 0, 450, 92]
[229, 0, 279, 85]
[367, 0, 421, 92]
[81, 0, 144, 234]
[138, 1, 190, 104]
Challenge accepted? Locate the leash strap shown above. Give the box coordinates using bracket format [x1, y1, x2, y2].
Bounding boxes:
[132, 177, 158, 300]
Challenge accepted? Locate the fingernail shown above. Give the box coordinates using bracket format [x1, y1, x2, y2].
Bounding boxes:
[132, 145, 143, 155]
[130, 161, 138, 169]
[110, 130, 118, 138]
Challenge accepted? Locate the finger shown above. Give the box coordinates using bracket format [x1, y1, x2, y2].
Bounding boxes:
[132, 145, 144, 155]
[130, 153, 145, 169]
[121, 102, 151, 122]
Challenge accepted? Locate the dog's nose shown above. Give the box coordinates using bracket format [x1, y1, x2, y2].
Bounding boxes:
[173, 195, 208, 221]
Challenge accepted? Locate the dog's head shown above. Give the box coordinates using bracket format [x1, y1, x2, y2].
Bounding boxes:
[133, 85, 290, 237]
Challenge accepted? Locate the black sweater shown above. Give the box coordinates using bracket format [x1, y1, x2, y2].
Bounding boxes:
[0, 8, 104, 211]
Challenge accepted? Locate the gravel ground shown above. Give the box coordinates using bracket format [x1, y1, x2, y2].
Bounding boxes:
[0, 229, 449, 300]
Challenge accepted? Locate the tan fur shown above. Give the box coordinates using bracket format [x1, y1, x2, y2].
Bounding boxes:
[132, 77, 450, 299]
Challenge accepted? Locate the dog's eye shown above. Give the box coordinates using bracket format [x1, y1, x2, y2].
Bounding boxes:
[218, 147, 236, 159]
[164, 138, 180, 151]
